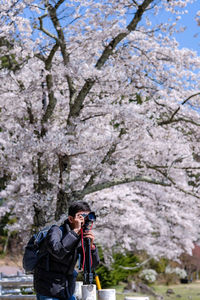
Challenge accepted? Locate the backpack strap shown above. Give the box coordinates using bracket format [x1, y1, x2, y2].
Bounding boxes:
[45, 225, 64, 272]
[59, 225, 65, 234]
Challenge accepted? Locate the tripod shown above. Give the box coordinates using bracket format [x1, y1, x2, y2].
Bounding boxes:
[79, 225, 101, 290]
[79, 212, 96, 285]
[83, 237, 93, 284]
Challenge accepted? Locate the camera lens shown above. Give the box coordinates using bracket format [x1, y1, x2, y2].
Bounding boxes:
[88, 212, 96, 221]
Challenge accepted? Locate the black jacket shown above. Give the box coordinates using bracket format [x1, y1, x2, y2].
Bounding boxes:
[34, 220, 99, 299]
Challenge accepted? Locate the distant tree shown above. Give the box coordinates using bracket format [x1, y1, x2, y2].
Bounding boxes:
[180, 244, 200, 281]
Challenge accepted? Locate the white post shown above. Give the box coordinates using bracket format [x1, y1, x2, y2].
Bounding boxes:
[98, 289, 116, 300]
[0, 273, 3, 296]
[82, 284, 96, 300]
[74, 281, 83, 300]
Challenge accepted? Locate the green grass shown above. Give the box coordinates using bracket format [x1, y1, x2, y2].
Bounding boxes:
[112, 282, 200, 300]
[153, 282, 200, 300]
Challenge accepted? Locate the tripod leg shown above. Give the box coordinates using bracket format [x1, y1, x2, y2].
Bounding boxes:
[84, 238, 93, 284]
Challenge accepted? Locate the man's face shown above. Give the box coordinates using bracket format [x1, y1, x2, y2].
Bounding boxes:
[68, 210, 90, 228]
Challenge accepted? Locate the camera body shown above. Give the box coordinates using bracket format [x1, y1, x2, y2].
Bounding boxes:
[82, 211, 96, 231]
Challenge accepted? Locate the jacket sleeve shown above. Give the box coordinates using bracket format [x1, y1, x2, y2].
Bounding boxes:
[45, 225, 81, 260]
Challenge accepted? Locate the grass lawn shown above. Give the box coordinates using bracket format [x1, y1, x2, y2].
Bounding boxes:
[112, 281, 200, 300]
[153, 282, 200, 300]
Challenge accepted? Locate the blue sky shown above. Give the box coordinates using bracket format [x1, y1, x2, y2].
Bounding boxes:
[174, 1, 199, 54]
[159, 1, 200, 55]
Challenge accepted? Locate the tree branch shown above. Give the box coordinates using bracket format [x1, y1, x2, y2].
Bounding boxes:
[158, 92, 200, 126]
[119, 258, 151, 270]
[41, 43, 59, 125]
[68, 0, 154, 118]
[68, 78, 95, 118]
[47, 2, 69, 64]
[80, 112, 108, 122]
[82, 143, 118, 191]
[26, 102, 35, 124]
[38, 14, 58, 40]
[46, 0, 76, 102]
[74, 175, 171, 199]
[96, 0, 154, 70]
[146, 162, 200, 199]
[159, 117, 200, 127]
[55, 0, 65, 10]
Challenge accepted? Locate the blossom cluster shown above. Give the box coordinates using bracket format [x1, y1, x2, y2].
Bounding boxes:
[139, 269, 158, 283]
[165, 266, 187, 279]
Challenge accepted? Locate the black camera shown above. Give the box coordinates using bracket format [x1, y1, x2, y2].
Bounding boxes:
[82, 211, 96, 230]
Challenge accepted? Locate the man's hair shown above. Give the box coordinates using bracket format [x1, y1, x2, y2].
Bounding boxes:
[68, 201, 91, 217]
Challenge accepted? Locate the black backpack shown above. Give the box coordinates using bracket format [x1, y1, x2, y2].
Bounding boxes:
[23, 225, 64, 273]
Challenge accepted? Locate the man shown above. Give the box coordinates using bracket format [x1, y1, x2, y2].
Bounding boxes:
[34, 201, 99, 300]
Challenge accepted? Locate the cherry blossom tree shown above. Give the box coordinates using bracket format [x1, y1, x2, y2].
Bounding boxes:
[0, 0, 200, 259]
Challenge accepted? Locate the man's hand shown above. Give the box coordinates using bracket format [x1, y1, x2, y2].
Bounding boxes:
[84, 230, 95, 249]
[71, 213, 85, 235]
